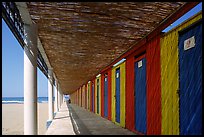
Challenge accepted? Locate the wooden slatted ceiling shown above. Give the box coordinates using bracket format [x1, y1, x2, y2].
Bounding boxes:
[26, 2, 186, 94]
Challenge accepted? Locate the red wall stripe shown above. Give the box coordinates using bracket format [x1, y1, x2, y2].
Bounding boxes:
[146, 35, 161, 135]
[125, 55, 135, 131]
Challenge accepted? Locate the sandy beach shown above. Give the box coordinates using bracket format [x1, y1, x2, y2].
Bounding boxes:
[2, 103, 48, 135]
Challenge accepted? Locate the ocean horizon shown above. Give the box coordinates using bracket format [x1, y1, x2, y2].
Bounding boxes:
[2, 97, 49, 104]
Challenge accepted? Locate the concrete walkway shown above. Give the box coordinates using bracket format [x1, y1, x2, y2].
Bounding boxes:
[46, 102, 136, 135]
[68, 104, 136, 135]
[45, 102, 75, 135]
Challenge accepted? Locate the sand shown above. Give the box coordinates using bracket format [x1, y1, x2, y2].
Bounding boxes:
[2, 103, 48, 135]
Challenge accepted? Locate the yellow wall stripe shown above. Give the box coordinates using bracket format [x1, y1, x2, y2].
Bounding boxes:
[111, 69, 116, 123]
[95, 76, 101, 116]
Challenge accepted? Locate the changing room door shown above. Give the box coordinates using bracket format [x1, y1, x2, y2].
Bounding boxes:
[92, 83, 95, 112]
[97, 79, 99, 114]
[115, 68, 120, 123]
[179, 21, 202, 135]
[104, 74, 108, 118]
[135, 57, 147, 134]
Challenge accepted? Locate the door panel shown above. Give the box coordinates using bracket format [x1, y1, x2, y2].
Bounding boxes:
[135, 57, 147, 134]
[179, 22, 202, 135]
[104, 75, 108, 118]
[116, 68, 120, 123]
[92, 83, 95, 112]
[97, 79, 99, 114]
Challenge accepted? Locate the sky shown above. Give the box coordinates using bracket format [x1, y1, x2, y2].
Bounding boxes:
[2, 19, 49, 97]
[162, 2, 202, 32]
[2, 2, 202, 97]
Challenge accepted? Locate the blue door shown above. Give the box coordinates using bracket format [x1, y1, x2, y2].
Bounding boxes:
[104, 74, 108, 118]
[97, 79, 99, 114]
[115, 68, 120, 123]
[179, 21, 202, 135]
[92, 83, 94, 112]
[135, 57, 147, 134]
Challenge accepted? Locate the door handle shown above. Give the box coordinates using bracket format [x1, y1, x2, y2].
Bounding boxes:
[176, 89, 180, 95]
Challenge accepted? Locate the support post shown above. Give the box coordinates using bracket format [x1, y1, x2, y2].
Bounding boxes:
[60, 91, 63, 106]
[55, 80, 58, 112]
[46, 69, 54, 129]
[58, 86, 61, 109]
[60, 91, 62, 107]
[24, 23, 38, 135]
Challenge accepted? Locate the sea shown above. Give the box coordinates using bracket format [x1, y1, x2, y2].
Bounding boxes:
[2, 97, 49, 104]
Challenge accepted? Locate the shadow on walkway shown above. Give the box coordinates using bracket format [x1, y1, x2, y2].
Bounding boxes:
[66, 102, 136, 135]
[66, 102, 91, 135]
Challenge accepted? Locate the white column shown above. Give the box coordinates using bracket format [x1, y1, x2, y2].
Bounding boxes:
[60, 91, 63, 106]
[48, 69, 54, 121]
[58, 85, 60, 109]
[24, 24, 38, 135]
[54, 80, 58, 112]
[59, 91, 62, 107]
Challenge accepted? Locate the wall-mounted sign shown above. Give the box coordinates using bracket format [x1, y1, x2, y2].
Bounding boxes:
[116, 72, 119, 78]
[138, 60, 142, 68]
[184, 36, 195, 50]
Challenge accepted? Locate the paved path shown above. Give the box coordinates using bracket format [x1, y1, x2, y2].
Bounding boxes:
[46, 102, 136, 135]
[68, 104, 136, 135]
[45, 102, 75, 135]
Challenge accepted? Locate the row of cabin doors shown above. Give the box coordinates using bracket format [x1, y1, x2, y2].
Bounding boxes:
[133, 22, 202, 134]
[133, 22, 202, 135]
[90, 21, 202, 135]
